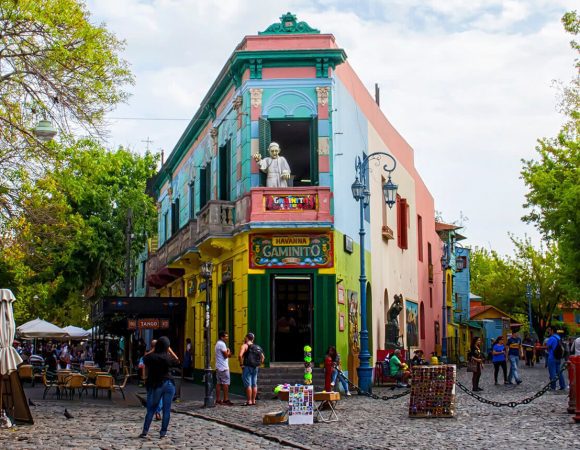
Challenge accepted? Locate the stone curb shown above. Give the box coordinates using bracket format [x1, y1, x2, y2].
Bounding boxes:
[173, 408, 310, 450]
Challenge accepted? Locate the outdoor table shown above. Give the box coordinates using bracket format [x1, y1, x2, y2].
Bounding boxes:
[277, 390, 341, 422]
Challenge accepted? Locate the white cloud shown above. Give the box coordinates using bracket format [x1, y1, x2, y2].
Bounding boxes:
[86, 0, 577, 255]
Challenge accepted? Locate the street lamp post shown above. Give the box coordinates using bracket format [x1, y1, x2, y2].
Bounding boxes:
[526, 283, 533, 337]
[200, 261, 215, 408]
[351, 152, 397, 394]
[441, 245, 449, 360]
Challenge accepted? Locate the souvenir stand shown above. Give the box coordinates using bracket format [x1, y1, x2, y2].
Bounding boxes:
[409, 365, 456, 418]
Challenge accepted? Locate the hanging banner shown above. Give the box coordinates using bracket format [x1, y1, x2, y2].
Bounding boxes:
[249, 233, 333, 269]
[288, 384, 314, 425]
[128, 318, 170, 330]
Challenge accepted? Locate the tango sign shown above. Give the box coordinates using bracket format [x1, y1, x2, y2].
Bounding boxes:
[250, 233, 333, 269]
[128, 318, 169, 330]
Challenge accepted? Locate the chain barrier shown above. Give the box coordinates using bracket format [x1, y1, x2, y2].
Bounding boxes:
[337, 362, 569, 408]
[455, 361, 570, 408]
[335, 368, 410, 401]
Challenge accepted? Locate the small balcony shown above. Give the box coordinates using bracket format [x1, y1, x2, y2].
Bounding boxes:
[197, 200, 235, 241]
[235, 187, 332, 226]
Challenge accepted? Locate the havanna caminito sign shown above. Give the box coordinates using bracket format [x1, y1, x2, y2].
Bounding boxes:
[250, 233, 333, 269]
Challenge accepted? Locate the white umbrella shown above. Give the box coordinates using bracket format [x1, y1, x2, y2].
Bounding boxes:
[0, 289, 22, 376]
[16, 318, 68, 339]
[62, 325, 90, 339]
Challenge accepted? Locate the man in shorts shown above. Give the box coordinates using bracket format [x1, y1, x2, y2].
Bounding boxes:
[238, 333, 264, 406]
[389, 349, 411, 387]
[215, 330, 232, 405]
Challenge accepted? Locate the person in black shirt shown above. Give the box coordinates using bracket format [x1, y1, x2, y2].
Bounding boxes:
[140, 336, 180, 439]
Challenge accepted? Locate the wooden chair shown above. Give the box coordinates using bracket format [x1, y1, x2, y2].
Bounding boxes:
[94, 375, 114, 399]
[112, 374, 129, 399]
[18, 365, 34, 385]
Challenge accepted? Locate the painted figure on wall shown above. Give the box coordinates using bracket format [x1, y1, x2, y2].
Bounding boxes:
[348, 290, 359, 353]
[253, 142, 291, 187]
[386, 294, 403, 348]
[406, 300, 419, 347]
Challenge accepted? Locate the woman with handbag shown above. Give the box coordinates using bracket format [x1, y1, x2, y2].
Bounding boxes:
[469, 337, 484, 392]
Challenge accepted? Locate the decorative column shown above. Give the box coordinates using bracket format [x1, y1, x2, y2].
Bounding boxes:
[249, 88, 263, 180]
[316, 86, 330, 177]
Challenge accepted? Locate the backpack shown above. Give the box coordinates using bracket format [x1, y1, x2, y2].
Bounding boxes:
[553, 338, 564, 360]
[244, 344, 263, 368]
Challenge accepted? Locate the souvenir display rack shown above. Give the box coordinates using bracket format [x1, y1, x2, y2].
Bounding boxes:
[408, 365, 456, 418]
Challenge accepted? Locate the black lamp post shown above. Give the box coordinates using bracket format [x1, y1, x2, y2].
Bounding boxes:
[200, 261, 215, 408]
[351, 152, 397, 393]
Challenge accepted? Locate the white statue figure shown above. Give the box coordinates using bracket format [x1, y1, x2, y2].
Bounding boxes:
[252, 142, 291, 187]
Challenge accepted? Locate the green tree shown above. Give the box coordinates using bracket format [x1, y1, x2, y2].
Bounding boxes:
[2, 140, 157, 325]
[470, 238, 568, 342]
[0, 0, 133, 222]
[521, 11, 580, 297]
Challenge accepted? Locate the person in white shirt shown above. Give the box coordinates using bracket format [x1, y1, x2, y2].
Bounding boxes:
[215, 330, 232, 405]
[574, 336, 580, 356]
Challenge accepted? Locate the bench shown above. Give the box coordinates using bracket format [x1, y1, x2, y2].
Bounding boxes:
[374, 349, 406, 386]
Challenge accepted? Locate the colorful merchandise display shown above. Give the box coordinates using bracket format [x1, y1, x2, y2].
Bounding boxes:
[409, 365, 456, 418]
[288, 385, 314, 425]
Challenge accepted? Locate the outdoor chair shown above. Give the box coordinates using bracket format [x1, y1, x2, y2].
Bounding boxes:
[111, 374, 129, 399]
[63, 373, 87, 400]
[17, 365, 34, 385]
[94, 374, 114, 399]
[41, 370, 58, 399]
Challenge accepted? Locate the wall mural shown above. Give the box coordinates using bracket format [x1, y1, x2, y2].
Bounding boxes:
[406, 300, 419, 347]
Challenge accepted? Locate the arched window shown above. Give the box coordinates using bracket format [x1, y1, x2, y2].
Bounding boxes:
[420, 302, 425, 340]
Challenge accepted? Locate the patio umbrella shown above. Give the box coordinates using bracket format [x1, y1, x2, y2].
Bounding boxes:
[0, 289, 22, 376]
[62, 325, 90, 339]
[16, 318, 68, 339]
[0, 289, 25, 426]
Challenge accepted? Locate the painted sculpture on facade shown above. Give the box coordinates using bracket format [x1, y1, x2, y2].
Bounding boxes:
[386, 294, 404, 349]
[253, 142, 291, 187]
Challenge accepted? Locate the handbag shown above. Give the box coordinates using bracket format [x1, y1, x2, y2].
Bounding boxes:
[467, 360, 478, 373]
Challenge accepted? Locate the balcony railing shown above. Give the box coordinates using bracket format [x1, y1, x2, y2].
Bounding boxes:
[147, 219, 197, 274]
[235, 187, 332, 226]
[197, 200, 235, 241]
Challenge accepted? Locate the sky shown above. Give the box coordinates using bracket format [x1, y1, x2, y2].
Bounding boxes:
[86, 0, 577, 256]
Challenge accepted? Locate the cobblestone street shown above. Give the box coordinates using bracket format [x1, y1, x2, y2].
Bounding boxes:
[1, 363, 577, 449]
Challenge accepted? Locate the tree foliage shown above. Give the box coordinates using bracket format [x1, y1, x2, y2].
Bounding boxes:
[1, 140, 157, 325]
[521, 11, 580, 297]
[0, 0, 133, 222]
[470, 237, 568, 342]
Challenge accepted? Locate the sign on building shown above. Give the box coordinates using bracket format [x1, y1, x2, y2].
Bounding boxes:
[249, 233, 333, 269]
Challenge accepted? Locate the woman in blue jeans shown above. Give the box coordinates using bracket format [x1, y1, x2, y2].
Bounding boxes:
[140, 336, 180, 439]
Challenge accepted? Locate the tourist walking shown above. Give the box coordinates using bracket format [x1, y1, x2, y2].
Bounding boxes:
[523, 334, 535, 367]
[469, 337, 484, 391]
[545, 326, 566, 390]
[215, 330, 233, 405]
[491, 336, 508, 384]
[238, 333, 264, 406]
[140, 337, 180, 439]
[507, 330, 523, 385]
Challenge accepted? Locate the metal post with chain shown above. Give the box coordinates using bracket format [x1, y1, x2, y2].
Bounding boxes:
[454, 362, 570, 408]
[335, 363, 569, 408]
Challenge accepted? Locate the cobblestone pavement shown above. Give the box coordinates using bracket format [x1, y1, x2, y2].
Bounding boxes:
[1, 363, 578, 449]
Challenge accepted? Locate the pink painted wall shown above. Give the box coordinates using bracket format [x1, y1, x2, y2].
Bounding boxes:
[334, 61, 443, 356]
[239, 34, 337, 51]
[262, 67, 316, 79]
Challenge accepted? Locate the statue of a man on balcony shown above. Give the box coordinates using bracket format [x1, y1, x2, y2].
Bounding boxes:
[252, 142, 291, 187]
